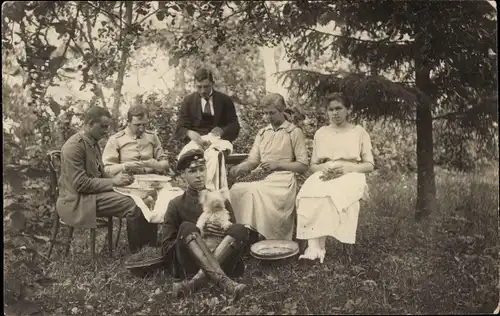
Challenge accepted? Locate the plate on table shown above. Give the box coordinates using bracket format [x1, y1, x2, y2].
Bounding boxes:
[250, 239, 300, 260]
[114, 186, 154, 199]
[132, 174, 171, 189]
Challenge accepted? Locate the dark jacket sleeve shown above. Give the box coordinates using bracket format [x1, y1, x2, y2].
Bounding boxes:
[160, 198, 181, 257]
[220, 96, 240, 143]
[175, 96, 192, 141]
[62, 140, 114, 194]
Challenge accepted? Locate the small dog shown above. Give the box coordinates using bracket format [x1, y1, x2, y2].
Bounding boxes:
[196, 188, 232, 237]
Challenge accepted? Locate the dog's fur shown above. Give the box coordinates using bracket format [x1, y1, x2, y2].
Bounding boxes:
[196, 188, 232, 236]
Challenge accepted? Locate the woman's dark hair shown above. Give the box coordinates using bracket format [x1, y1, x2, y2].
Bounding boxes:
[84, 106, 111, 124]
[324, 92, 352, 109]
[127, 105, 149, 122]
[194, 68, 214, 83]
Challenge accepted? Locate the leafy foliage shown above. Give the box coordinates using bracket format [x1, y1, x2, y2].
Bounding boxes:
[184, 0, 497, 217]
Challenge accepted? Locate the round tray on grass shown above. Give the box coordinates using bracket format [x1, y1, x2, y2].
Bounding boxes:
[250, 239, 299, 260]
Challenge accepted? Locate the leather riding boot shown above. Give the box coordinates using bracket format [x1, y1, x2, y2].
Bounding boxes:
[173, 232, 247, 301]
[173, 235, 244, 298]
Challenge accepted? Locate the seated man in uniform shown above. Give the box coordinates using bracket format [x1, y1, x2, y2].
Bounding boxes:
[56, 106, 152, 254]
[102, 105, 170, 246]
[160, 149, 249, 300]
[102, 105, 170, 177]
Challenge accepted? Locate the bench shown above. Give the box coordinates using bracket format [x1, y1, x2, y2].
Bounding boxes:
[225, 153, 249, 165]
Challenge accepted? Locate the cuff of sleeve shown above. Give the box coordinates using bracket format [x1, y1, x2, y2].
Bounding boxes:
[105, 179, 115, 190]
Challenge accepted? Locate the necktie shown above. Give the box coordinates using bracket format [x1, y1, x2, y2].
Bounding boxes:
[203, 97, 211, 115]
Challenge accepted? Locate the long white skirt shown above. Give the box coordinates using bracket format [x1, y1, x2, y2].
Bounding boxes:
[230, 171, 297, 240]
[296, 172, 368, 244]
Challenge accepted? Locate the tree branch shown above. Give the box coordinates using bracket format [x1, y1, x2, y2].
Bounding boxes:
[83, 1, 127, 27]
[225, 2, 237, 13]
[137, 8, 161, 25]
[305, 28, 414, 45]
[119, 1, 123, 51]
[248, 11, 267, 45]
[432, 111, 465, 121]
[82, 10, 97, 54]
[79, 5, 108, 108]
[111, 1, 133, 118]
[60, 8, 81, 59]
[263, 2, 285, 50]
[69, 37, 85, 56]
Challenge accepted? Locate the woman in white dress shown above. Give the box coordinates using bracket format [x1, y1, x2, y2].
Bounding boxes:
[229, 93, 309, 241]
[296, 92, 374, 263]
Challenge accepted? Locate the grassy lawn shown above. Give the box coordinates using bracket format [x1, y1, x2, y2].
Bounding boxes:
[4, 167, 499, 315]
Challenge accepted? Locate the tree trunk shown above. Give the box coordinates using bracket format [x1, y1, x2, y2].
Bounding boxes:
[111, 1, 133, 126]
[414, 60, 437, 220]
[82, 4, 107, 108]
[176, 58, 187, 93]
[259, 44, 289, 99]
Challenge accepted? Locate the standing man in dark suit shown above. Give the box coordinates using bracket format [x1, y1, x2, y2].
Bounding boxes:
[175, 68, 240, 148]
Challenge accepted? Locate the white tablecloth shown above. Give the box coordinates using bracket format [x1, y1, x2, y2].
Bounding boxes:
[114, 182, 184, 223]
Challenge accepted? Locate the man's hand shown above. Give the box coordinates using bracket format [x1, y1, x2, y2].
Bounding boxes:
[124, 161, 145, 174]
[210, 127, 223, 137]
[261, 161, 280, 172]
[204, 223, 226, 237]
[112, 173, 134, 187]
[187, 130, 211, 150]
[187, 130, 205, 146]
[143, 159, 157, 168]
[187, 130, 202, 142]
[144, 158, 167, 173]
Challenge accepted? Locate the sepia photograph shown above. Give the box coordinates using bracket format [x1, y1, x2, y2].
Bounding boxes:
[3, 1, 498, 315]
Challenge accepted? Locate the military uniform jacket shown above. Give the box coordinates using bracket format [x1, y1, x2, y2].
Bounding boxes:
[160, 188, 237, 257]
[102, 128, 169, 177]
[56, 132, 114, 228]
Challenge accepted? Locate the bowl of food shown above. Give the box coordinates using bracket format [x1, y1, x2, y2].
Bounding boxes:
[250, 239, 300, 260]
